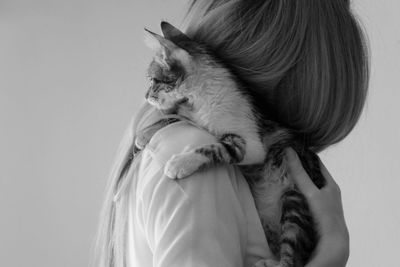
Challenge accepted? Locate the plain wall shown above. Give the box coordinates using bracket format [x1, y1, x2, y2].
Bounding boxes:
[1, 1, 399, 266]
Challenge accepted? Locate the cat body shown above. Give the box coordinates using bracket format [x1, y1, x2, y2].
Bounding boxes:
[141, 22, 325, 267]
[145, 28, 266, 169]
[173, 76, 266, 166]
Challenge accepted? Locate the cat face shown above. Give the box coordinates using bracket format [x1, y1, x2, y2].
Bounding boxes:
[145, 53, 188, 113]
[144, 22, 221, 114]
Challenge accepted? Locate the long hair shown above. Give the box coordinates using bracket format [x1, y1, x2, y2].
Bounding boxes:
[183, 0, 369, 151]
[93, 103, 165, 267]
[94, 0, 369, 266]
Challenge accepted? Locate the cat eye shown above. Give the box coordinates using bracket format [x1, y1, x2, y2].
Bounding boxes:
[162, 78, 175, 85]
[150, 77, 175, 86]
[150, 78, 161, 84]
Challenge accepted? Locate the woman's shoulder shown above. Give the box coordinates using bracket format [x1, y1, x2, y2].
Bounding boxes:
[146, 120, 217, 165]
[138, 119, 243, 207]
[141, 120, 250, 205]
[139, 119, 249, 207]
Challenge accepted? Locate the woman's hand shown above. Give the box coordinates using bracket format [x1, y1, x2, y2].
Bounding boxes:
[285, 148, 350, 267]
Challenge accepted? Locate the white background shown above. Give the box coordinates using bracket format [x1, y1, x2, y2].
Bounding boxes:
[1, 0, 399, 266]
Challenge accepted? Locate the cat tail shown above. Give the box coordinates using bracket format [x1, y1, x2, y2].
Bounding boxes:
[279, 189, 318, 267]
[278, 144, 326, 266]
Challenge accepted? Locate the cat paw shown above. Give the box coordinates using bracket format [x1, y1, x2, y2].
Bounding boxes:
[253, 259, 282, 267]
[164, 151, 207, 179]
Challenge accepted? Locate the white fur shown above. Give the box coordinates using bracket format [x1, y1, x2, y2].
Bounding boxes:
[181, 69, 267, 165]
[145, 29, 268, 176]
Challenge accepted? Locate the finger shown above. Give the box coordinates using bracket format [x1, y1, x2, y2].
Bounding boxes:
[285, 148, 318, 196]
[318, 159, 338, 188]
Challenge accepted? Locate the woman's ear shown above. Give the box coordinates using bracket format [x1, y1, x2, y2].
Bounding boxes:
[144, 27, 191, 69]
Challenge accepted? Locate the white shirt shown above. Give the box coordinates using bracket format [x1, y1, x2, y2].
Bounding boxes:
[128, 121, 273, 267]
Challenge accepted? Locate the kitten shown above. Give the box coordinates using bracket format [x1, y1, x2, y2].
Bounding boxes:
[140, 22, 326, 267]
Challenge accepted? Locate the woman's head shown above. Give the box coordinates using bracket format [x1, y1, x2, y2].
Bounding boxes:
[183, 0, 369, 151]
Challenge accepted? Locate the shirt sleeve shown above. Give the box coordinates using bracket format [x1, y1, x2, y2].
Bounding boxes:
[135, 122, 271, 267]
[140, 161, 249, 267]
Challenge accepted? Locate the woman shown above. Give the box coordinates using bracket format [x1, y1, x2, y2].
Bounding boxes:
[94, 0, 369, 266]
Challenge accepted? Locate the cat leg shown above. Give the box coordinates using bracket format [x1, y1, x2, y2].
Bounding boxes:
[265, 146, 325, 267]
[291, 145, 326, 189]
[164, 134, 246, 179]
[252, 191, 312, 267]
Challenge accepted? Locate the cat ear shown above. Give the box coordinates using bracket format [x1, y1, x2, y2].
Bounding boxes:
[144, 28, 190, 69]
[160, 21, 192, 45]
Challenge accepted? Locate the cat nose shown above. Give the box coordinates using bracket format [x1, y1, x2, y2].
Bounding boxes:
[145, 87, 158, 102]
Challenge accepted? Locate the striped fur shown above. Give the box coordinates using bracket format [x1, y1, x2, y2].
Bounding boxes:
[141, 22, 326, 267]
